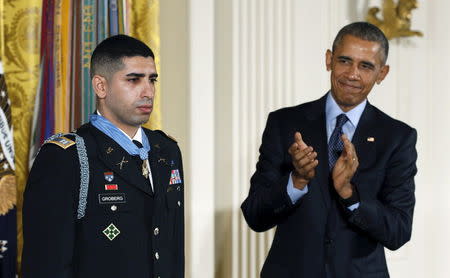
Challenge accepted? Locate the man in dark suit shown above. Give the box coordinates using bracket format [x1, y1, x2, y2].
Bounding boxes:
[22, 35, 184, 277]
[241, 22, 417, 277]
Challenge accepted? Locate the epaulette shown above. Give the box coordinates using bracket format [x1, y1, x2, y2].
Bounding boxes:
[45, 135, 76, 149]
[155, 130, 177, 143]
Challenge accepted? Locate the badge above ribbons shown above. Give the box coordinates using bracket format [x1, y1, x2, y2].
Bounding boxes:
[169, 169, 182, 185]
[104, 172, 114, 182]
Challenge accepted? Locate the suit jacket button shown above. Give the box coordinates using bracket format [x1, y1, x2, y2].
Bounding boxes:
[110, 205, 117, 211]
[154, 227, 160, 236]
[155, 252, 160, 260]
[177, 201, 181, 207]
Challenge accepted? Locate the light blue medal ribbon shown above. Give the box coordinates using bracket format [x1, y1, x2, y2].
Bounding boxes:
[89, 114, 151, 160]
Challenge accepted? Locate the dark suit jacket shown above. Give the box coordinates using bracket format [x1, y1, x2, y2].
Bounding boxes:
[241, 95, 417, 278]
[22, 123, 184, 278]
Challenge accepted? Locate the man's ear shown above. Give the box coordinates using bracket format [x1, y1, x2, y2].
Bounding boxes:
[376, 64, 390, 84]
[92, 75, 108, 98]
[326, 49, 333, 71]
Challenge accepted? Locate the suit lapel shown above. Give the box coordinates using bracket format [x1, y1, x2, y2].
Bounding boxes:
[302, 96, 332, 209]
[90, 126, 154, 196]
[146, 131, 172, 198]
[148, 137, 162, 197]
[351, 103, 377, 178]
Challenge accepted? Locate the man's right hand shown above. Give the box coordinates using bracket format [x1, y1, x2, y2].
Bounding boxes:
[287, 132, 319, 190]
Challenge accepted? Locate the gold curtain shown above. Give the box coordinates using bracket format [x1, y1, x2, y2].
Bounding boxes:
[130, 0, 162, 130]
[0, 0, 42, 270]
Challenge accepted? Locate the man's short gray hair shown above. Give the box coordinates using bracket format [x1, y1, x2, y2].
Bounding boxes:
[332, 22, 389, 64]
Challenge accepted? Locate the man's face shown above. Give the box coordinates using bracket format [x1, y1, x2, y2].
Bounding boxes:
[99, 56, 157, 131]
[326, 35, 389, 112]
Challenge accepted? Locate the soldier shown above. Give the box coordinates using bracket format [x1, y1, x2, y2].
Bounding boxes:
[22, 35, 184, 278]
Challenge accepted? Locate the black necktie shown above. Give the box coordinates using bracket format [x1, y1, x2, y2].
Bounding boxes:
[133, 140, 143, 149]
[328, 114, 349, 169]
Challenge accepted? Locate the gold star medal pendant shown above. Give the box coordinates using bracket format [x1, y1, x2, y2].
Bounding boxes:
[142, 160, 149, 178]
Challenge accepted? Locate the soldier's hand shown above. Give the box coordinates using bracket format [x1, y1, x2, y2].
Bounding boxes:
[288, 132, 319, 190]
[332, 134, 359, 198]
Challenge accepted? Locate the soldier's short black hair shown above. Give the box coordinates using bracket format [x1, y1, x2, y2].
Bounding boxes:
[332, 22, 389, 64]
[90, 34, 155, 80]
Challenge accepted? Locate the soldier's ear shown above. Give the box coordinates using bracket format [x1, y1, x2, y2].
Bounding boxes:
[92, 75, 108, 99]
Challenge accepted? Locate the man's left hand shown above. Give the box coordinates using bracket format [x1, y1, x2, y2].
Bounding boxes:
[332, 134, 359, 199]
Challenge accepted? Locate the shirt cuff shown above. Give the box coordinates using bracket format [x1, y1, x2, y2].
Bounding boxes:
[287, 172, 308, 204]
[347, 202, 360, 211]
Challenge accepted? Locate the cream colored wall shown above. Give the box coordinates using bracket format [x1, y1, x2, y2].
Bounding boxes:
[160, 0, 450, 277]
[160, 0, 192, 276]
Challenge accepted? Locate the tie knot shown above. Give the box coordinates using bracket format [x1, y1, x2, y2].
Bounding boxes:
[133, 140, 148, 160]
[335, 114, 349, 129]
[133, 140, 143, 148]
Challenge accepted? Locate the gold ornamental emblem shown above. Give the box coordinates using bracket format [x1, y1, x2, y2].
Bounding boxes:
[366, 0, 423, 40]
[0, 175, 16, 215]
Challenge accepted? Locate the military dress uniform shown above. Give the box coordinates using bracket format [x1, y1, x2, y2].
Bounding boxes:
[22, 123, 184, 278]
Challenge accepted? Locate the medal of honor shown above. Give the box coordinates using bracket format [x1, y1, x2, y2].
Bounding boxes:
[142, 160, 149, 178]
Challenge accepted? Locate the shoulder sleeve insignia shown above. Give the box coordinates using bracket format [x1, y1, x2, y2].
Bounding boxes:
[47, 136, 76, 149]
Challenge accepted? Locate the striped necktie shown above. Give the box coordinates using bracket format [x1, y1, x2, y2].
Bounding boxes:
[328, 113, 349, 169]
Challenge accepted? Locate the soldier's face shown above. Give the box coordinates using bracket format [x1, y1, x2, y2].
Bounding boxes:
[326, 35, 389, 112]
[102, 56, 158, 131]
